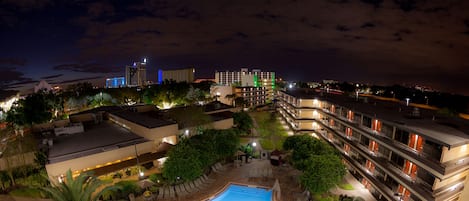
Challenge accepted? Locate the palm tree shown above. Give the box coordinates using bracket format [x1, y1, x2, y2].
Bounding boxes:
[42, 169, 118, 201]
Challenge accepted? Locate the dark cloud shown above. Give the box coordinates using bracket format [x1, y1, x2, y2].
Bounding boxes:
[2, 0, 469, 95]
[0, 58, 27, 66]
[53, 63, 120, 73]
[57, 76, 103, 84]
[40, 74, 63, 79]
[0, 61, 31, 87]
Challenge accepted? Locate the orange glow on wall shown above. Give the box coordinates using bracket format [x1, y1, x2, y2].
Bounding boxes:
[366, 160, 375, 173]
[344, 144, 350, 154]
[403, 160, 418, 180]
[369, 140, 379, 153]
[398, 184, 411, 201]
[371, 119, 382, 132]
[408, 133, 424, 152]
[362, 179, 371, 189]
[347, 110, 354, 121]
[346, 127, 353, 137]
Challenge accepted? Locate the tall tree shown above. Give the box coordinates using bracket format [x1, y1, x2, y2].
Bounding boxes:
[233, 112, 253, 134]
[300, 155, 346, 194]
[6, 91, 55, 126]
[42, 169, 117, 201]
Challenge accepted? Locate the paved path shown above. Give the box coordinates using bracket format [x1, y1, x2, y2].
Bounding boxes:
[329, 173, 376, 201]
[0, 195, 51, 201]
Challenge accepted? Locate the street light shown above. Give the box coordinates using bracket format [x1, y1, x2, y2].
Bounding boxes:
[405, 98, 410, 106]
[252, 142, 257, 147]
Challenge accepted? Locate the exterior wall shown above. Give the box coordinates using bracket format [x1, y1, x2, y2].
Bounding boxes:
[210, 85, 234, 106]
[109, 113, 178, 141]
[441, 145, 469, 163]
[69, 113, 97, 123]
[459, 176, 469, 201]
[161, 68, 195, 83]
[32, 119, 70, 132]
[433, 170, 469, 190]
[298, 99, 314, 108]
[0, 152, 36, 171]
[211, 118, 234, 130]
[45, 141, 154, 180]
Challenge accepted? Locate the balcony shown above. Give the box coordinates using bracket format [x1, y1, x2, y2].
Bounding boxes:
[319, 110, 446, 179]
[316, 120, 435, 201]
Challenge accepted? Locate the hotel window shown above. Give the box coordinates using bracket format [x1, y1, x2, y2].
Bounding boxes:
[369, 140, 379, 154]
[403, 160, 418, 180]
[408, 133, 424, 153]
[398, 184, 411, 201]
[371, 119, 382, 132]
[347, 110, 354, 121]
[345, 127, 353, 138]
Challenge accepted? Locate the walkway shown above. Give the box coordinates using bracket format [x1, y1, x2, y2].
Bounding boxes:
[329, 173, 376, 201]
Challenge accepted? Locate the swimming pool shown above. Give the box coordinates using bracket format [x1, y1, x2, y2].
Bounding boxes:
[210, 184, 272, 201]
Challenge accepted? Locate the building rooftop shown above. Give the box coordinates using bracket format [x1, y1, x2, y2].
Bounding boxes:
[203, 101, 233, 113]
[48, 121, 148, 164]
[112, 110, 176, 128]
[282, 89, 469, 147]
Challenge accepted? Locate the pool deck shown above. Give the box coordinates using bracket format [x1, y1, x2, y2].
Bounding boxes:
[138, 159, 375, 201]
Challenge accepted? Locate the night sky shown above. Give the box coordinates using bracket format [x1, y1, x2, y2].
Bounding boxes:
[1, 0, 469, 94]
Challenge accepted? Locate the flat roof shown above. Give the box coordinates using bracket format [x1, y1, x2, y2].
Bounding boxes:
[48, 121, 148, 164]
[203, 101, 233, 113]
[281, 90, 469, 147]
[112, 110, 176, 128]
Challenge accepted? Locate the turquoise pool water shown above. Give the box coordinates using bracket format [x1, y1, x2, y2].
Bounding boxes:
[210, 184, 272, 201]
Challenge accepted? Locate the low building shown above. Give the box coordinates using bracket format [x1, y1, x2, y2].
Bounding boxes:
[44, 103, 234, 181]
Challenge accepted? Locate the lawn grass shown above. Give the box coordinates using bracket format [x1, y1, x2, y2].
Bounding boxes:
[250, 111, 288, 150]
[9, 187, 45, 198]
[338, 183, 354, 190]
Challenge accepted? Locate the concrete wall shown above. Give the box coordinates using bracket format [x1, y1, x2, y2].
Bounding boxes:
[0, 152, 36, 170]
[211, 118, 234, 130]
[441, 145, 469, 163]
[32, 119, 70, 132]
[45, 141, 154, 180]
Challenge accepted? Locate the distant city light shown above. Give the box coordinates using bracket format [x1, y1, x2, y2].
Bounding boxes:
[143, 58, 147, 63]
[289, 84, 293, 89]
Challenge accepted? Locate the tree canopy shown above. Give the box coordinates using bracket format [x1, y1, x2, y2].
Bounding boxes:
[283, 134, 345, 194]
[6, 91, 59, 126]
[233, 111, 253, 134]
[300, 155, 346, 194]
[162, 129, 239, 183]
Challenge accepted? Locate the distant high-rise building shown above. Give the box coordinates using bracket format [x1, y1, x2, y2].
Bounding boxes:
[157, 67, 195, 84]
[215, 68, 275, 100]
[105, 77, 125, 88]
[125, 59, 147, 87]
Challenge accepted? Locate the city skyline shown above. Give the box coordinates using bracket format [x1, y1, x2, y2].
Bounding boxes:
[1, 0, 469, 95]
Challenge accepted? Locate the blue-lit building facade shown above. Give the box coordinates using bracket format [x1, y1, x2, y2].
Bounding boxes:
[105, 77, 126, 88]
